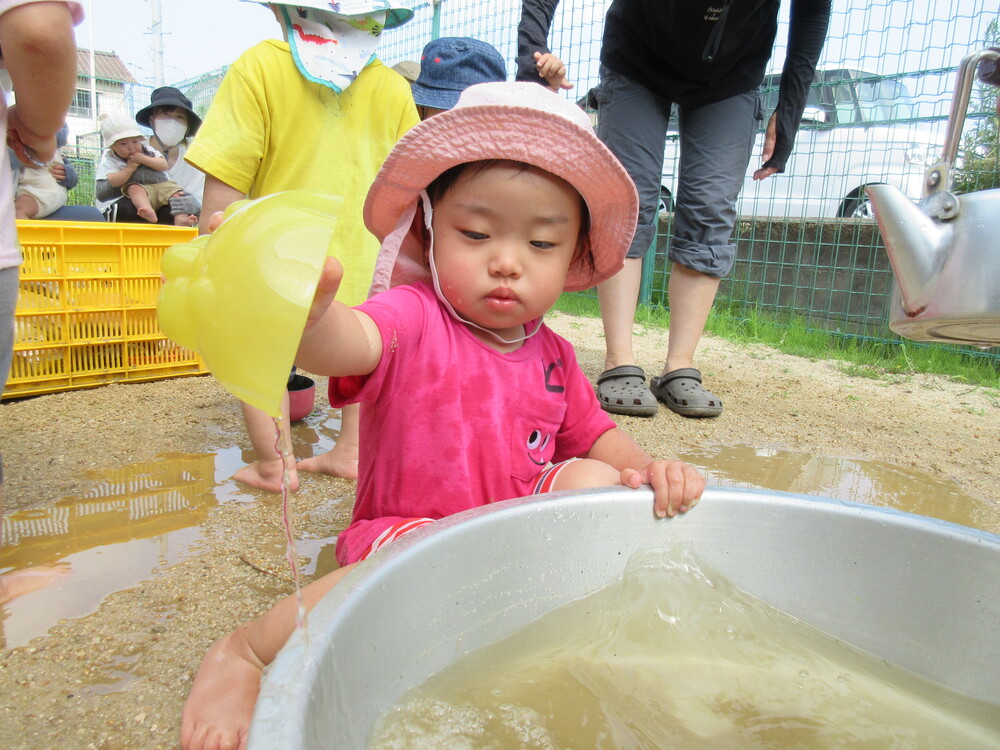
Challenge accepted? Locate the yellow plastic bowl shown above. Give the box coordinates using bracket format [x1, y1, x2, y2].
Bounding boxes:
[157, 191, 342, 417]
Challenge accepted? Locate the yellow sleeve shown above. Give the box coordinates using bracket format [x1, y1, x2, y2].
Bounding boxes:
[184, 43, 273, 194]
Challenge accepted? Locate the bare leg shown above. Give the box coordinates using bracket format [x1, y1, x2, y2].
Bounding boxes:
[14, 194, 39, 220]
[596, 257, 643, 371]
[180, 562, 358, 750]
[126, 184, 158, 223]
[661, 263, 721, 375]
[232, 393, 300, 493]
[0, 563, 71, 604]
[296, 401, 360, 480]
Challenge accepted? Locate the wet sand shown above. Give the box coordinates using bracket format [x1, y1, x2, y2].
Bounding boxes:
[0, 311, 997, 749]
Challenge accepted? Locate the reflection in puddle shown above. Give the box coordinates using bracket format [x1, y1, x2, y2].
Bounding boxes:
[679, 444, 1000, 535]
[2, 453, 216, 566]
[0, 410, 345, 649]
[0, 453, 216, 649]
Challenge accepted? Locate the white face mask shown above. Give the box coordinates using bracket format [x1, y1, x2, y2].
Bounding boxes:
[153, 117, 188, 148]
[277, 6, 386, 93]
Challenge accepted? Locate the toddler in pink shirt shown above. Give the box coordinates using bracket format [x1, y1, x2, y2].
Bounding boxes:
[181, 81, 706, 750]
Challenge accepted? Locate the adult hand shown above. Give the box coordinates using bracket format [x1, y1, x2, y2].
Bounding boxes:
[534, 51, 574, 92]
[170, 192, 201, 217]
[6, 105, 55, 165]
[753, 112, 779, 181]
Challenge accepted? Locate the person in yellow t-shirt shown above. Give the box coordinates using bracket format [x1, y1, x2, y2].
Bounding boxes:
[185, 0, 418, 493]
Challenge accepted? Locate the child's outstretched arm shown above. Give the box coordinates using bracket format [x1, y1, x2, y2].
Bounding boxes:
[586, 428, 705, 518]
[294, 256, 383, 378]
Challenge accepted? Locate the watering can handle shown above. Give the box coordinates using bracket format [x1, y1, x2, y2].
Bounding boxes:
[933, 49, 1000, 182]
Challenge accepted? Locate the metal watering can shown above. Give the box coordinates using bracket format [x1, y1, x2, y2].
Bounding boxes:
[867, 49, 1000, 346]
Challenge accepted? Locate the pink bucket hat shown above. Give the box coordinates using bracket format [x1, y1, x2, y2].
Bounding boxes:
[365, 81, 638, 294]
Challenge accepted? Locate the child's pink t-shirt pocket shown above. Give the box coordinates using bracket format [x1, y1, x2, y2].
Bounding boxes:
[508, 392, 567, 485]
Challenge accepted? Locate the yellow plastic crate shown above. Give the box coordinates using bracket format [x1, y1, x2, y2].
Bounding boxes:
[4, 221, 208, 400]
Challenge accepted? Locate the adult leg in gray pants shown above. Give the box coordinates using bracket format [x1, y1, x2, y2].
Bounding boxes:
[593, 66, 760, 417]
[647, 89, 761, 417]
[0, 266, 72, 596]
[0, 265, 18, 493]
[591, 65, 672, 417]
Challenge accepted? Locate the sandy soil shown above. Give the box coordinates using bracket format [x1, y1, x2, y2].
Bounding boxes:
[0, 311, 997, 749]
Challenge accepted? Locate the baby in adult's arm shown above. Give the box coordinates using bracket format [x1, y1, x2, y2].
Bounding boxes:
[97, 113, 196, 227]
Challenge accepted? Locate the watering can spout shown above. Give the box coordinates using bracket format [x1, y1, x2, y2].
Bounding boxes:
[867, 184, 953, 316]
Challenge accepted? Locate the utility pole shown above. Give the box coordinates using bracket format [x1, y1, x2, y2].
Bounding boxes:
[87, 0, 98, 131]
[150, 0, 165, 87]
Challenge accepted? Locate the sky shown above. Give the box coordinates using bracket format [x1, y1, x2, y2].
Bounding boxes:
[77, 0, 281, 86]
[80, 0, 995, 91]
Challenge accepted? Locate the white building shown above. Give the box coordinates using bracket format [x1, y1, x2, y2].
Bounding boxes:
[65, 48, 139, 158]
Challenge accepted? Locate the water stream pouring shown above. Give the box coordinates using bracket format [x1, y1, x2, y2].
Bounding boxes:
[867, 49, 1000, 346]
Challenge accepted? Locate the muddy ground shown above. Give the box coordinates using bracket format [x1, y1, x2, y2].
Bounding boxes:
[0, 311, 997, 749]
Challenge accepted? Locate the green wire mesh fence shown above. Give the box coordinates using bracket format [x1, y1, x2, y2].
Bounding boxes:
[73, 0, 1000, 362]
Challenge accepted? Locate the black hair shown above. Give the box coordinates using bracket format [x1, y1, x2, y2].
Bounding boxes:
[425, 160, 594, 276]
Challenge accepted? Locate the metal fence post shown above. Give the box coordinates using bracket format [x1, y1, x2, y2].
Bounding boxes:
[638, 236, 656, 307]
[431, 0, 442, 40]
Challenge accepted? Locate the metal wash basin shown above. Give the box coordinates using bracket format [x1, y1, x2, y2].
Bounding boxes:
[249, 486, 1000, 748]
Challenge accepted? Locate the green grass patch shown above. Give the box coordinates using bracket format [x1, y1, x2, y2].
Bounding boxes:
[553, 292, 1000, 389]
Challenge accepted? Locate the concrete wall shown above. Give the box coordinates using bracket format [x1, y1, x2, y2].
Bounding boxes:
[652, 215, 896, 335]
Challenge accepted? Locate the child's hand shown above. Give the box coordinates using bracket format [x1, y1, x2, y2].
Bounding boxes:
[306, 256, 344, 328]
[533, 52, 574, 91]
[620, 460, 705, 518]
[203, 211, 225, 234]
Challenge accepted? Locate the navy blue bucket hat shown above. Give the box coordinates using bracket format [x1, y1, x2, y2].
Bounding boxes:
[411, 37, 507, 110]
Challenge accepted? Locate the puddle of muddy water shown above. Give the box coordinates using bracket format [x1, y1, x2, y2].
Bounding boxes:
[1, 429, 996, 652]
[0, 410, 344, 649]
[678, 443, 1000, 534]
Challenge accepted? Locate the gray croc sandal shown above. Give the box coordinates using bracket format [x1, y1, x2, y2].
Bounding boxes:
[595, 365, 658, 417]
[650, 367, 723, 418]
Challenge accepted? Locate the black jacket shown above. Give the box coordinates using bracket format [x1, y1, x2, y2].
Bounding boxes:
[516, 0, 831, 171]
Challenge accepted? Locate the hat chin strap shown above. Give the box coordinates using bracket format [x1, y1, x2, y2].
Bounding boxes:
[422, 190, 540, 346]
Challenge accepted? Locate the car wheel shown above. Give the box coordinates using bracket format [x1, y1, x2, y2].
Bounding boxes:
[839, 189, 878, 219]
[657, 186, 674, 214]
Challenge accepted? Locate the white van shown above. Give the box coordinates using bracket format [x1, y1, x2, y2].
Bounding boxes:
[657, 69, 943, 219]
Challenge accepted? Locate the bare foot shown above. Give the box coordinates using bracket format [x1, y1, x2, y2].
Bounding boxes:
[180, 627, 263, 750]
[297, 444, 359, 480]
[232, 457, 299, 493]
[173, 213, 197, 227]
[137, 205, 158, 223]
[0, 563, 71, 604]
